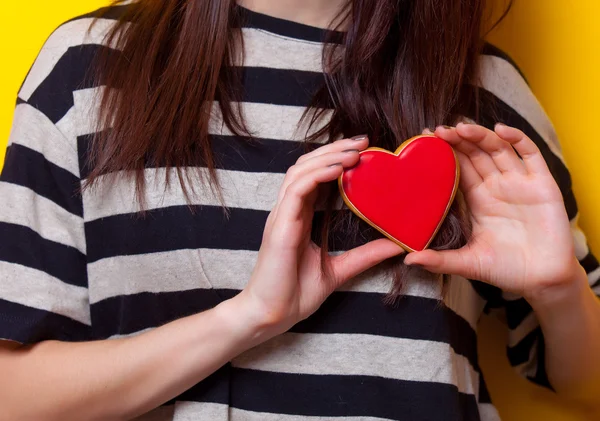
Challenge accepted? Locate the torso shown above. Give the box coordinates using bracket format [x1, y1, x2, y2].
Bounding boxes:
[14, 4, 561, 420]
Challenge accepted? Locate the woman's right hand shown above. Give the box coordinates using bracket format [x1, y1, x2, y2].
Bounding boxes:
[237, 136, 404, 339]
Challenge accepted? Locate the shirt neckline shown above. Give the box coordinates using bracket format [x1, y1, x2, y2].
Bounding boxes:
[237, 5, 344, 44]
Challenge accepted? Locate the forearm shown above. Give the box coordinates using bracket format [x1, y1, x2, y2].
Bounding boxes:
[0, 295, 260, 421]
[529, 263, 600, 409]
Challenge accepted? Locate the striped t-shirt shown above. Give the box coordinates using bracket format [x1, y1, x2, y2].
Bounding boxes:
[1, 5, 599, 421]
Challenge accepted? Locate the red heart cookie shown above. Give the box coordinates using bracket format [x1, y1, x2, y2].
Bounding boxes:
[338, 135, 459, 252]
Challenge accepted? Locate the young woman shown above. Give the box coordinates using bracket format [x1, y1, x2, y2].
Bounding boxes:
[0, 0, 598, 420]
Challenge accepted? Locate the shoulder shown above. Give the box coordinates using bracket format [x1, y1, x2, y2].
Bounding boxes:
[18, 4, 131, 111]
[10, 5, 132, 177]
[473, 43, 576, 217]
[479, 42, 528, 83]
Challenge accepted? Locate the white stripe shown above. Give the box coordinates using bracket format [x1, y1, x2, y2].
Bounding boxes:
[507, 311, 539, 348]
[477, 55, 565, 163]
[88, 248, 481, 328]
[0, 261, 90, 325]
[241, 27, 324, 71]
[211, 102, 330, 141]
[88, 248, 428, 304]
[82, 167, 283, 221]
[63, 87, 330, 142]
[588, 266, 600, 288]
[19, 18, 116, 100]
[56, 87, 104, 142]
[173, 402, 394, 421]
[444, 276, 485, 330]
[88, 250, 213, 304]
[172, 402, 227, 421]
[233, 332, 479, 396]
[9, 104, 80, 177]
[0, 182, 86, 254]
[570, 216, 590, 260]
[513, 339, 539, 379]
[478, 403, 502, 421]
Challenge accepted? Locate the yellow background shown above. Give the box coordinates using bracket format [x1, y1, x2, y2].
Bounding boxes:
[0, 1, 598, 420]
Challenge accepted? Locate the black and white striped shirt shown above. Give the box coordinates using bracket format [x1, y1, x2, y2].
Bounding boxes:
[1, 5, 599, 421]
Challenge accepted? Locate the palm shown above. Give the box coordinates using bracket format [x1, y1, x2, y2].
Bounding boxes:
[461, 168, 573, 294]
[407, 124, 578, 298]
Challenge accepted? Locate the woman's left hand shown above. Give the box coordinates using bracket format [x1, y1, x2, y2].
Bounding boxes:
[404, 123, 583, 299]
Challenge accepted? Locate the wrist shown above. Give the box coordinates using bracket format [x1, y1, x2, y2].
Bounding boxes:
[213, 292, 279, 353]
[526, 259, 589, 310]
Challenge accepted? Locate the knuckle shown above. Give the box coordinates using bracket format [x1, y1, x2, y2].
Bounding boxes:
[286, 181, 305, 199]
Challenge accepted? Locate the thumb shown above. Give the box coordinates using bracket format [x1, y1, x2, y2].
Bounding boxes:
[331, 239, 405, 286]
[404, 249, 472, 277]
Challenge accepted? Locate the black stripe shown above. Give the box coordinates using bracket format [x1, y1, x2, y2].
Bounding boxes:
[0, 223, 87, 288]
[481, 43, 528, 83]
[580, 251, 599, 274]
[85, 206, 382, 263]
[28, 44, 109, 124]
[0, 299, 90, 344]
[471, 88, 577, 220]
[85, 206, 266, 263]
[77, 133, 306, 179]
[478, 375, 492, 404]
[16, 97, 26, 106]
[1, 144, 83, 217]
[91, 289, 223, 340]
[507, 327, 540, 367]
[292, 291, 479, 369]
[239, 6, 343, 44]
[505, 298, 533, 330]
[529, 333, 553, 390]
[177, 367, 480, 421]
[470, 280, 504, 311]
[168, 364, 231, 407]
[91, 289, 479, 369]
[240, 67, 326, 107]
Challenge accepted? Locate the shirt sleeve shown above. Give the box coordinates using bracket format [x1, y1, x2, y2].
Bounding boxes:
[475, 44, 600, 389]
[0, 26, 92, 344]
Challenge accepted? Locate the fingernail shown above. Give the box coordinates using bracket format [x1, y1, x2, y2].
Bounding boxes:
[495, 122, 506, 128]
[443, 125, 453, 129]
[351, 134, 368, 141]
[328, 162, 343, 167]
[343, 149, 359, 153]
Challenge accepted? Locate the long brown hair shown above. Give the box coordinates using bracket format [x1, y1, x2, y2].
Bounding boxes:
[88, 0, 509, 301]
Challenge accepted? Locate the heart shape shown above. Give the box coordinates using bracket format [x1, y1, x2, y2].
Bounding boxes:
[338, 135, 459, 252]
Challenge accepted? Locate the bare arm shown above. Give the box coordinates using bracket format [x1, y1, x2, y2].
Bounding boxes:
[0, 296, 258, 421]
[0, 136, 401, 421]
[406, 124, 600, 412]
[530, 265, 600, 412]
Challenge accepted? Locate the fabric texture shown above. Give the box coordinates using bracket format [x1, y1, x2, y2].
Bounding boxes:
[1, 5, 598, 421]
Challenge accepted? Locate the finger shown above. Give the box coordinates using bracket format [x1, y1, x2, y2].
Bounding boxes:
[277, 150, 361, 205]
[422, 128, 434, 135]
[435, 124, 500, 179]
[455, 150, 483, 192]
[454, 123, 527, 175]
[494, 124, 550, 175]
[403, 248, 475, 278]
[331, 239, 405, 285]
[275, 164, 345, 227]
[296, 135, 368, 165]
